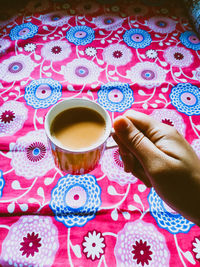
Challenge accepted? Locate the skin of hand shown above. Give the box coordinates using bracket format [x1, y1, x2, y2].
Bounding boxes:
[113, 110, 200, 226]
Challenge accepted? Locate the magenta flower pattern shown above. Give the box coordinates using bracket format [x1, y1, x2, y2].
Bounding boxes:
[0, 54, 35, 82]
[0, 101, 28, 137]
[102, 43, 132, 66]
[150, 109, 186, 136]
[127, 62, 166, 88]
[0, 0, 199, 266]
[100, 147, 137, 185]
[114, 220, 170, 266]
[147, 16, 176, 33]
[163, 46, 193, 68]
[132, 239, 153, 266]
[93, 15, 124, 31]
[40, 12, 71, 26]
[0, 216, 59, 266]
[20, 232, 42, 258]
[41, 40, 72, 61]
[11, 130, 55, 179]
[62, 58, 102, 84]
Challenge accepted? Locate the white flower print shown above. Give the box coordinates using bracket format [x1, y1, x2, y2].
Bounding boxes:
[82, 230, 106, 260]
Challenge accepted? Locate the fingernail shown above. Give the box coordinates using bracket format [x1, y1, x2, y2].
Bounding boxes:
[113, 117, 130, 132]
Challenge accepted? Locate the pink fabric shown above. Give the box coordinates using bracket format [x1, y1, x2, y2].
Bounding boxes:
[0, 0, 200, 266]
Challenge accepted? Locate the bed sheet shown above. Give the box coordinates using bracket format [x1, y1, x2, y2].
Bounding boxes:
[0, 0, 200, 266]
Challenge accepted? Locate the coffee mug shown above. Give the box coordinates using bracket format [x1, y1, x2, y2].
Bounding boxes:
[45, 98, 116, 175]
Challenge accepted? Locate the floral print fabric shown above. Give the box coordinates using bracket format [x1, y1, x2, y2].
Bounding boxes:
[114, 220, 170, 266]
[50, 174, 101, 227]
[0, 216, 59, 266]
[0, 0, 200, 266]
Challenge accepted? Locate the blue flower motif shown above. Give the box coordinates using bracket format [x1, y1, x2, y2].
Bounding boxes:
[148, 188, 194, 234]
[24, 78, 62, 109]
[9, 23, 38, 41]
[123, 28, 151, 49]
[0, 170, 5, 199]
[180, 31, 200, 51]
[97, 82, 134, 112]
[66, 26, 95, 46]
[170, 83, 200, 116]
[50, 174, 101, 227]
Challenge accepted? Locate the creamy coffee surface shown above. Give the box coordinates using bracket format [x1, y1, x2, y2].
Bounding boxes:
[50, 107, 106, 150]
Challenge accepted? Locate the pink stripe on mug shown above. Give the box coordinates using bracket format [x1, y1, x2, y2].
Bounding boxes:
[44, 98, 116, 175]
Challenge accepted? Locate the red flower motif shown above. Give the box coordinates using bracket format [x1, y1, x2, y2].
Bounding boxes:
[51, 46, 62, 54]
[162, 118, 174, 126]
[174, 52, 184, 60]
[20, 232, 42, 258]
[26, 142, 46, 162]
[132, 239, 153, 266]
[113, 50, 123, 58]
[113, 149, 124, 168]
[0, 110, 15, 123]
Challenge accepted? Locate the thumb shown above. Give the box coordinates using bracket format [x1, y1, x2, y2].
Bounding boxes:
[113, 115, 163, 168]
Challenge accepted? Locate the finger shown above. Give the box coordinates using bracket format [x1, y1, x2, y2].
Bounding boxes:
[113, 116, 163, 167]
[113, 133, 136, 172]
[114, 134, 152, 187]
[112, 133, 126, 151]
[124, 110, 192, 161]
[125, 110, 196, 162]
[124, 110, 160, 135]
[118, 145, 152, 187]
[119, 151, 134, 173]
[113, 134, 140, 169]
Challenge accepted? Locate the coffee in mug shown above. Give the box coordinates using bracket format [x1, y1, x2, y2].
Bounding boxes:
[50, 107, 106, 150]
[45, 98, 114, 174]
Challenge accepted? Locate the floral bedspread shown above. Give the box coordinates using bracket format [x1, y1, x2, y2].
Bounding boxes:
[0, 0, 200, 266]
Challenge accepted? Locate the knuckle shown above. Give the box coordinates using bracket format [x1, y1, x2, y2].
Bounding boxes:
[129, 131, 145, 150]
[160, 123, 179, 136]
[167, 126, 178, 136]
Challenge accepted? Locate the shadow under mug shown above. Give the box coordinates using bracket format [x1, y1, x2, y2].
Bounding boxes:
[44, 98, 117, 175]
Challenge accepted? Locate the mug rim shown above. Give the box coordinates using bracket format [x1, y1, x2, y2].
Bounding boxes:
[44, 98, 112, 153]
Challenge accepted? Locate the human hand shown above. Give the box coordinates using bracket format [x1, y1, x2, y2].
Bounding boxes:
[113, 110, 200, 226]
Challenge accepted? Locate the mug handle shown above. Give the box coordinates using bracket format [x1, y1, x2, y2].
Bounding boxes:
[106, 128, 118, 150]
